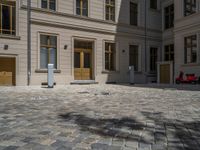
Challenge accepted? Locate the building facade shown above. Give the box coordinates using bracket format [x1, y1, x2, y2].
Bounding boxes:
[0, 0, 199, 86]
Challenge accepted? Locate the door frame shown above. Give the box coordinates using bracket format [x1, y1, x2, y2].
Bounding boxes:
[0, 55, 17, 86]
[72, 37, 96, 80]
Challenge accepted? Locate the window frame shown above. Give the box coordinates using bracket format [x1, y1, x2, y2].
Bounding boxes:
[184, 0, 197, 17]
[129, 45, 139, 72]
[105, 0, 115, 22]
[164, 4, 174, 30]
[150, 47, 158, 72]
[41, 0, 57, 11]
[0, 1, 16, 36]
[39, 33, 58, 69]
[76, 0, 89, 17]
[105, 42, 116, 71]
[184, 35, 197, 64]
[164, 44, 174, 61]
[130, 2, 138, 26]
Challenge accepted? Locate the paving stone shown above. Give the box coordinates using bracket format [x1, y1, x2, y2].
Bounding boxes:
[0, 85, 200, 149]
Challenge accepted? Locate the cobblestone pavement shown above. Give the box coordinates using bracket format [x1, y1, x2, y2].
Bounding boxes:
[0, 84, 200, 150]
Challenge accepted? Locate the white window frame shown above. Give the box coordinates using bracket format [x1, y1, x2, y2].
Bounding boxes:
[37, 32, 60, 70]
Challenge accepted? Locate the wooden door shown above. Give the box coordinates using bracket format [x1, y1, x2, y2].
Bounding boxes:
[160, 64, 170, 84]
[74, 49, 92, 80]
[0, 57, 16, 86]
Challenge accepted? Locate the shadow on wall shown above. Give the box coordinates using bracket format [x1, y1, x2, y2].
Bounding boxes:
[105, 0, 132, 84]
[105, 0, 148, 84]
[59, 111, 200, 149]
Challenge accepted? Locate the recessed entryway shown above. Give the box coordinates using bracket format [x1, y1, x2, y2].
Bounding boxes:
[74, 40, 93, 80]
[0, 57, 16, 86]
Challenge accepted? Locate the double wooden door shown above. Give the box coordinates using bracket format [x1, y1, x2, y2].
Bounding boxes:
[74, 48, 92, 80]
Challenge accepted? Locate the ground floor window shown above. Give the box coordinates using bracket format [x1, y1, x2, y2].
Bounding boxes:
[164, 44, 174, 61]
[105, 42, 116, 71]
[129, 45, 139, 71]
[40, 34, 57, 69]
[184, 35, 197, 64]
[150, 47, 158, 72]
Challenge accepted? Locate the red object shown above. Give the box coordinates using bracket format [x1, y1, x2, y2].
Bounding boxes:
[176, 71, 198, 84]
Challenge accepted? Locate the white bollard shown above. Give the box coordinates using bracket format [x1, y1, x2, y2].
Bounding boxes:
[48, 64, 54, 88]
[129, 66, 135, 84]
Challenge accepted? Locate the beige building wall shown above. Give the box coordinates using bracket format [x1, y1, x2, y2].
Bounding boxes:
[1, 0, 163, 85]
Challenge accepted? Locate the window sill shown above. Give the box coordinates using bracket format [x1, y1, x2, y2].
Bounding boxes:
[35, 69, 61, 73]
[102, 70, 120, 74]
[0, 34, 20, 40]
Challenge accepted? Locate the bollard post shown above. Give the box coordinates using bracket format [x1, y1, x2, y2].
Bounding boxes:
[48, 64, 54, 88]
[129, 66, 135, 84]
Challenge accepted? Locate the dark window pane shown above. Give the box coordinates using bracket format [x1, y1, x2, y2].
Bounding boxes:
[2, 5, 10, 34]
[130, 2, 138, 26]
[49, 48, 57, 68]
[150, 0, 157, 9]
[40, 47, 48, 69]
[84, 53, 91, 68]
[74, 52, 80, 68]
[49, 0, 56, 10]
[129, 45, 138, 71]
[40, 35, 48, 45]
[41, 0, 48, 9]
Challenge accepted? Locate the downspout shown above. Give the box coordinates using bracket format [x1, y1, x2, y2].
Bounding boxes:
[144, 0, 147, 81]
[27, 0, 31, 85]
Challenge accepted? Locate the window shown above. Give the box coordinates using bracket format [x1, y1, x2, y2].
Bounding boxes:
[150, 47, 157, 72]
[184, 35, 197, 64]
[130, 2, 138, 26]
[164, 44, 174, 61]
[0, 1, 16, 35]
[164, 4, 174, 29]
[129, 45, 139, 71]
[150, 0, 157, 9]
[105, 0, 115, 21]
[40, 34, 57, 69]
[105, 42, 115, 71]
[184, 0, 196, 16]
[76, 0, 88, 16]
[41, 0, 56, 11]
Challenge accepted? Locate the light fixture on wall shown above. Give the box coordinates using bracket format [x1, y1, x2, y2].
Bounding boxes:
[122, 49, 126, 53]
[4, 45, 8, 50]
[64, 45, 68, 50]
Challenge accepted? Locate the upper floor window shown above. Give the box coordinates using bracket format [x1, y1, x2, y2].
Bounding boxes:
[0, 1, 16, 35]
[105, 0, 115, 21]
[164, 44, 174, 61]
[184, 35, 197, 64]
[184, 0, 196, 16]
[164, 4, 174, 29]
[41, 0, 56, 11]
[105, 42, 116, 71]
[76, 0, 88, 17]
[40, 34, 57, 69]
[130, 2, 138, 26]
[129, 45, 139, 72]
[150, 0, 157, 9]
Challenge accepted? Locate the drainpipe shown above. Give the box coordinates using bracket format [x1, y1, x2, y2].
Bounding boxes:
[144, 0, 147, 82]
[27, 0, 31, 86]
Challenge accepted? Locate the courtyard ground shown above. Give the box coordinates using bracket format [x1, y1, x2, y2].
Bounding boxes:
[0, 84, 200, 150]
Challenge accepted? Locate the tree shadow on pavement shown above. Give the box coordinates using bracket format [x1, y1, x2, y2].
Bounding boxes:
[59, 111, 200, 150]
